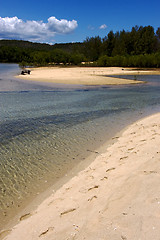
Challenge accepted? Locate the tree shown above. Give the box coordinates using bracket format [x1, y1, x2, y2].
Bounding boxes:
[69, 53, 86, 65]
[102, 31, 115, 56]
[112, 30, 128, 56]
[134, 26, 156, 54]
[156, 27, 160, 52]
[83, 36, 102, 61]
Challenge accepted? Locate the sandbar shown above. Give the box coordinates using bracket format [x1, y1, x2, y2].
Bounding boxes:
[2, 112, 160, 240]
[15, 67, 156, 85]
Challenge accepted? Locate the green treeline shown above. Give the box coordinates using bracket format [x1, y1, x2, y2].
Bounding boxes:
[0, 25, 160, 67]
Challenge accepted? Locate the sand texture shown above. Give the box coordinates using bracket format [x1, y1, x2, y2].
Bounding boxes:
[16, 67, 151, 85]
[2, 112, 160, 240]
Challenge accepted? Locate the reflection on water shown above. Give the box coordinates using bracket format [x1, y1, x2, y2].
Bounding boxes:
[0, 64, 160, 230]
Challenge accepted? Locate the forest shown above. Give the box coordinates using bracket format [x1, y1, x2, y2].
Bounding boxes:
[0, 25, 160, 67]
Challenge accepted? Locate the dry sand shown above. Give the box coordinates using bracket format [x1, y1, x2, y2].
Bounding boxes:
[16, 67, 154, 85]
[2, 112, 160, 240]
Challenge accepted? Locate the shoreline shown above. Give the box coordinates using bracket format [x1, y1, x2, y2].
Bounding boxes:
[15, 67, 156, 85]
[2, 111, 160, 240]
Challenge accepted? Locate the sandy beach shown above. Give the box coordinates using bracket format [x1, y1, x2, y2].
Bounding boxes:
[16, 67, 158, 85]
[1, 112, 160, 240]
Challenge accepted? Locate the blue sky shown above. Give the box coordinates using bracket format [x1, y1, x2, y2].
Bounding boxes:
[0, 0, 159, 44]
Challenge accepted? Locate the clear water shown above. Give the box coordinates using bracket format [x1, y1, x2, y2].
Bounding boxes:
[0, 64, 160, 230]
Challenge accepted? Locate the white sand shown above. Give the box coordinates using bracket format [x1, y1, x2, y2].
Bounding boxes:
[16, 67, 149, 85]
[2, 112, 160, 240]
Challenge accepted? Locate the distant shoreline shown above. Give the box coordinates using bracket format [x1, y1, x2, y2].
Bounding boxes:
[15, 66, 160, 86]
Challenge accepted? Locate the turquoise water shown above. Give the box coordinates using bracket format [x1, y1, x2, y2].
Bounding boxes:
[0, 64, 160, 230]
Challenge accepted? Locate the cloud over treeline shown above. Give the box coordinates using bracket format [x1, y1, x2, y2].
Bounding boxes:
[99, 24, 107, 29]
[0, 16, 78, 42]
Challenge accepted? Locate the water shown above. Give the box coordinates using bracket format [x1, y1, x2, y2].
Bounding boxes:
[0, 64, 160, 231]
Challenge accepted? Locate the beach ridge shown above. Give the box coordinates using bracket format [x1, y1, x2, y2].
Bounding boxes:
[2, 112, 160, 240]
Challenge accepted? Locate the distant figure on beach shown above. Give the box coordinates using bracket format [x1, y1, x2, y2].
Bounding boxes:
[21, 69, 31, 75]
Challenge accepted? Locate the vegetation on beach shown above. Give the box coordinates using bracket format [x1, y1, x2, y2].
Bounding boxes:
[0, 25, 160, 67]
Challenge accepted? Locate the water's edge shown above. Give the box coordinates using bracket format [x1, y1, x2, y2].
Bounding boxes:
[1, 64, 160, 234]
[1, 106, 160, 236]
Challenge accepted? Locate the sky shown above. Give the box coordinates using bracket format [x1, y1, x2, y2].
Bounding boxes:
[0, 0, 159, 44]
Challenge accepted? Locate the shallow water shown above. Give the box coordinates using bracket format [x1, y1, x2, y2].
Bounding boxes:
[0, 64, 160, 230]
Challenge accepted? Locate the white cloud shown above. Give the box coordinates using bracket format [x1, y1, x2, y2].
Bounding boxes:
[48, 17, 77, 34]
[99, 24, 107, 30]
[88, 25, 95, 31]
[0, 16, 78, 42]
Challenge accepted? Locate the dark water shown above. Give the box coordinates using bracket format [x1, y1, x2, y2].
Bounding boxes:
[0, 64, 160, 230]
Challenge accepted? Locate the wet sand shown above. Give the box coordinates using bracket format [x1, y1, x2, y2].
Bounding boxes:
[16, 67, 153, 85]
[2, 112, 160, 240]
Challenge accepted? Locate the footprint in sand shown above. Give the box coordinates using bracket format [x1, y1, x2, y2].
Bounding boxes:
[0, 229, 12, 239]
[127, 148, 134, 151]
[79, 185, 99, 193]
[119, 156, 128, 161]
[88, 185, 99, 191]
[100, 176, 108, 181]
[60, 208, 77, 216]
[20, 212, 32, 221]
[39, 227, 54, 237]
[88, 195, 97, 201]
[143, 170, 157, 175]
[106, 167, 115, 172]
